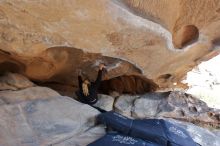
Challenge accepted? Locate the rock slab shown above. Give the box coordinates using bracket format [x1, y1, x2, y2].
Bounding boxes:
[0, 96, 105, 146]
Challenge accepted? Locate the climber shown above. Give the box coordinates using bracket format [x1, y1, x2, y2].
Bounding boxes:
[75, 63, 106, 105]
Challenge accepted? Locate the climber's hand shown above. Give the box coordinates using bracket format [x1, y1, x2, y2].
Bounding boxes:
[99, 63, 106, 70]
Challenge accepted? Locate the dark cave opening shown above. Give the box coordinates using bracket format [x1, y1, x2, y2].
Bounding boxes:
[35, 74, 158, 98]
[0, 61, 24, 75]
[98, 74, 158, 95]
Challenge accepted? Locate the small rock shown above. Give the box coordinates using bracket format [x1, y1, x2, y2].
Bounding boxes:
[114, 95, 139, 117]
[93, 94, 115, 111]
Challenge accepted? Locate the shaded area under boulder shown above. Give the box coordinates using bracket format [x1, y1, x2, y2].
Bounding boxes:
[98, 74, 159, 95]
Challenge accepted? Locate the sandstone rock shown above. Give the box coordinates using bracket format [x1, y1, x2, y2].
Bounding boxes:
[132, 91, 220, 128]
[0, 96, 105, 146]
[114, 95, 139, 117]
[122, 0, 220, 48]
[0, 72, 34, 91]
[93, 94, 115, 111]
[0, 0, 219, 89]
[173, 25, 199, 49]
[0, 86, 60, 104]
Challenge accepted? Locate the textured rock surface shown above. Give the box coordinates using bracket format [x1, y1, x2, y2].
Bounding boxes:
[54, 125, 105, 146]
[94, 91, 220, 128]
[167, 118, 220, 146]
[0, 0, 220, 89]
[0, 73, 60, 104]
[114, 95, 139, 117]
[172, 25, 199, 49]
[132, 91, 220, 127]
[0, 96, 105, 146]
[93, 94, 115, 111]
[0, 72, 34, 91]
[0, 86, 60, 104]
[121, 0, 220, 47]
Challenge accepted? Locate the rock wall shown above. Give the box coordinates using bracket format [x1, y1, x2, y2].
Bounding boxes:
[0, 0, 220, 89]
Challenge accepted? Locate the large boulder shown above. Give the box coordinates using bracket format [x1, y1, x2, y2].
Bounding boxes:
[0, 73, 60, 104]
[110, 91, 220, 128]
[0, 96, 105, 146]
[132, 91, 220, 128]
[0, 86, 60, 104]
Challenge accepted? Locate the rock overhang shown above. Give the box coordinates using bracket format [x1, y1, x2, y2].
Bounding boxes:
[0, 0, 220, 89]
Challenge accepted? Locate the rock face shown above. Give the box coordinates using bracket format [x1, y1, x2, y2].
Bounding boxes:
[114, 95, 138, 117]
[167, 118, 220, 146]
[0, 0, 220, 89]
[0, 86, 60, 104]
[0, 73, 105, 146]
[121, 0, 220, 48]
[132, 91, 220, 128]
[0, 96, 105, 146]
[100, 91, 220, 128]
[93, 94, 115, 111]
[0, 73, 60, 104]
[172, 25, 199, 49]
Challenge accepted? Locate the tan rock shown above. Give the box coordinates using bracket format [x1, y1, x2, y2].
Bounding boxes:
[173, 25, 199, 49]
[0, 0, 220, 89]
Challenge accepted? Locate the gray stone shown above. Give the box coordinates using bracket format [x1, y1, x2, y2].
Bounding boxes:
[54, 125, 105, 146]
[0, 86, 60, 104]
[132, 92, 166, 118]
[132, 91, 220, 127]
[0, 98, 5, 105]
[0, 73, 34, 91]
[93, 94, 115, 111]
[114, 95, 139, 117]
[166, 118, 220, 146]
[0, 96, 105, 146]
